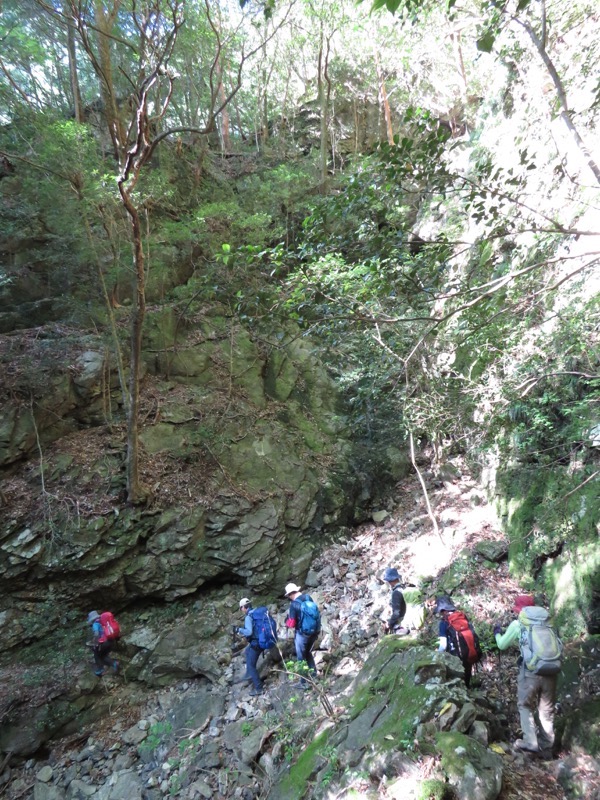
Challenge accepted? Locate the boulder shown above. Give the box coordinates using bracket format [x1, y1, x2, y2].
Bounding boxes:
[474, 541, 508, 563]
[436, 731, 503, 800]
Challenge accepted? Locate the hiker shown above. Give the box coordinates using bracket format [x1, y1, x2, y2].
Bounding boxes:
[434, 595, 482, 688]
[284, 582, 321, 689]
[382, 567, 408, 635]
[236, 598, 278, 696]
[87, 610, 120, 677]
[494, 594, 562, 755]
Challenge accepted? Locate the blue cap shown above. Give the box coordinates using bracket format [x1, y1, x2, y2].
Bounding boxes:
[383, 567, 401, 583]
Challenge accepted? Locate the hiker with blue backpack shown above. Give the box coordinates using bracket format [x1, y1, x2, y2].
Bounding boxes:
[236, 597, 278, 696]
[494, 594, 563, 756]
[284, 582, 321, 689]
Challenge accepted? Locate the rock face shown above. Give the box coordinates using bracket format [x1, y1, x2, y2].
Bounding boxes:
[267, 639, 505, 800]
[0, 310, 408, 655]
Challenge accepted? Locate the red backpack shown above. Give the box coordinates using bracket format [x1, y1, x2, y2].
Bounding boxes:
[446, 611, 482, 666]
[99, 611, 121, 642]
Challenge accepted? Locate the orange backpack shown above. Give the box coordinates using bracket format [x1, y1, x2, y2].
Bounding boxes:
[447, 611, 482, 666]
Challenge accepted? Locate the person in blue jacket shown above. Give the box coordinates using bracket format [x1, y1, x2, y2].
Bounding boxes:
[87, 610, 119, 677]
[237, 598, 264, 696]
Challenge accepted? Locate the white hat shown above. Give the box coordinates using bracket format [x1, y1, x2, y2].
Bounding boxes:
[239, 597, 251, 608]
[284, 583, 302, 596]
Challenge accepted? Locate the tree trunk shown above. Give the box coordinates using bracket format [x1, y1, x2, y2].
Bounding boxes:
[518, 5, 600, 186]
[118, 187, 146, 504]
[261, 42, 269, 143]
[93, 0, 125, 156]
[450, 31, 468, 99]
[317, 30, 329, 189]
[66, 15, 83, 122]
[374, 50, 394, 145]
[216, 57, 231, 152]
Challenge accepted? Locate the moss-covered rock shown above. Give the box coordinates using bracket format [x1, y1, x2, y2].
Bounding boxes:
[556, 636, 600, 755]
[269, 640, 502, 800]
[436, 731, 502, 800]
[492, 465, 600, 636]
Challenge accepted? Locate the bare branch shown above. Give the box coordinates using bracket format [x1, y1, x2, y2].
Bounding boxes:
[560, 472, 599, 501]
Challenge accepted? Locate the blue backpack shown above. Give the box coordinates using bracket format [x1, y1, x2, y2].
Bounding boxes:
[250, 607, 278, 650]
[299, 598, 321, 635]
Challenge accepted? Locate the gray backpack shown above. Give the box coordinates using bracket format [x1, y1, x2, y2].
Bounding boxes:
[518, 606, 563, 676]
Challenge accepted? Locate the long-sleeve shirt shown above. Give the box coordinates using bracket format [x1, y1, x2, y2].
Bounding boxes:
[438, 618, 449, 652]
[238, 611, 254, 639]
[387, 586, 406, 629]
[92, 620, 104, 643]
[495, 619, 521, 651]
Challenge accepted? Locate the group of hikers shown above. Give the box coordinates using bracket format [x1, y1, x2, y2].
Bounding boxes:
[234, 582, 321, 696]
[86, 568, 563, 757]
[382, 569, 562, 757]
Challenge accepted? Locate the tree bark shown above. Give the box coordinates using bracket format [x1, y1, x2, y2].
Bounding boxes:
[66, 14, 84, 122]
[93, 0, 126, 156]
[317, 27, 332, 189]
[119, 189, 146, 503]
[216, 57, 231, 152]
[517, 4, 600, 186]
[374, 49, 394, 145]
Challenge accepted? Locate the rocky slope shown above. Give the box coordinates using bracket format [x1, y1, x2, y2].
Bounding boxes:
[0, 312, 409, 654]
[1, 459, 598, 800]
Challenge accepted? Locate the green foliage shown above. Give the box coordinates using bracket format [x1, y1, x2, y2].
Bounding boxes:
[415, 778, 450, 800]
[178, 735, 201, 755]
[139, 722, 174, 756]
[277, 730, 330, 799]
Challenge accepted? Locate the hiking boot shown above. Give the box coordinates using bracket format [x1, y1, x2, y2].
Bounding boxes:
[249, 687, 264, 697]
[94, 670, 105, 677]
[514, 739, 539, 753]
[112, 661, 120, 673]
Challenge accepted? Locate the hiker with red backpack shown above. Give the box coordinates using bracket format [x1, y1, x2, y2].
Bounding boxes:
[434, 596, 482, 688]
[236, 597, 278, 697]
[87, 610, 120, 677]
[494, 594, 562, 755]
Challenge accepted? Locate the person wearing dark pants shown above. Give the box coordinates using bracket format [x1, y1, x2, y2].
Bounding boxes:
[434, 596, 476, 689]
[284, 582, 321, 689]
[87, 610, 119, 677]
[237, 598, 264, 696]
[382, 568, 408, 635]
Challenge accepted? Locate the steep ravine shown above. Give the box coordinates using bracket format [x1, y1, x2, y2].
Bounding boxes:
[1, 459, 598, 800]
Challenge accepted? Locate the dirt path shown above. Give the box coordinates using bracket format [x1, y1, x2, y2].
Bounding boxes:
[311, 460, 571, 799]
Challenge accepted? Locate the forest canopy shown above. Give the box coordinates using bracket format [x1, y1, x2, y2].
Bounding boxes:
[0, 0, 598, 510]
